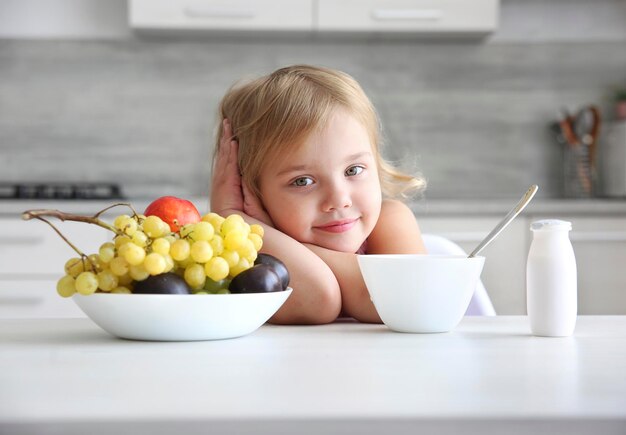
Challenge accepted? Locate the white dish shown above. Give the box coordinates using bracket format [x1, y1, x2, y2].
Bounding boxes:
[73, 289, 292, 341]
[358, 255, 485, 333]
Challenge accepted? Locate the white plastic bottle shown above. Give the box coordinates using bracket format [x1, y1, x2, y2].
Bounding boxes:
[526, 219, 577, 337]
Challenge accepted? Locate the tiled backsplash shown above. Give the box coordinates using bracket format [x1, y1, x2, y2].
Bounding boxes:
[1, 36, 625, 199]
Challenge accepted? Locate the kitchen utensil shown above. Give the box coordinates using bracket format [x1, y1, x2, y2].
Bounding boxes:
[73, 289, 292, 341]
[574, 105, 601, 170]
[468, 185, 538, 258]
[358, 254, 485, 333]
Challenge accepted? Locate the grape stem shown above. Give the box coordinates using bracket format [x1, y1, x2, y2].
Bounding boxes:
[21, 202, 139, 267]
[21, 202, 138, 234]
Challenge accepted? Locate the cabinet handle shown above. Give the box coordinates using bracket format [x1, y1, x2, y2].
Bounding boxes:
[0, 236, 44, 245]
[371, 8, 443, 21]
[184, 6, 257, 19]
[570, 232, 626, 242]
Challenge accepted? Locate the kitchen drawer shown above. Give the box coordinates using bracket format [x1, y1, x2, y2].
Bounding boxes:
[317, 0, 499, 33]
[0, 218, 110, 276]
[0, 280, 85, 318]
[130, 0, 314, 31]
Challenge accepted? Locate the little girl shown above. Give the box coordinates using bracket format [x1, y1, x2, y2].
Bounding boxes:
[210, 65, 427, 324]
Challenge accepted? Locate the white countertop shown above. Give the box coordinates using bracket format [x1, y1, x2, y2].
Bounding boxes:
[1, 316, 625, 435]
[3, 197, 626, 217]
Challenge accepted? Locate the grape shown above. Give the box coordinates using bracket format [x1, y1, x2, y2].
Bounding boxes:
[75, 271, 98, 295]
[98, 243, 115, 263]
[143, 215, 167, 238]
[209, 235, 224, 256]
[131, 231, 148, 247]
[97, 270, 119, 292]
[229, 264, 282, 293]
[179, 223, 195, 239]
[224, 230, 247, 251]
[123, 243, 146, 266]
[114, 235, 132, 249]
[255, 253, 290, 290]
[151, 238, 170, 255]
[133, 272, 191, 295]
[203, 277, 230, 293]
[118, 273, 133, 286]
[53, 210, 268, 298]
[115, 215, 137, 236]
[109, 256, 130, 276]
[204, 257, 229, 281]
[220, 250, 240, 268]
[57, 275, 76, 298]
[114, 214, 130, 230]
[170, 239, 190, 261]
[250, 224, 264, 237]
[191, 221, 214, 241]
[202, 212, 225, 234]
[190, 240, 213, 263]
[248, 233, 263, 252]
[162, 254, 175, 273]
[221, 215, 246, 237]
[230, 257, 251, 277]
[87, 254, 105, 272]
[144, 253, 166, 275]
[238, 238, 258, 263]
[184, 263, 206, 289]
[129, 264, 150, 281]
[64, 257, 85, 278]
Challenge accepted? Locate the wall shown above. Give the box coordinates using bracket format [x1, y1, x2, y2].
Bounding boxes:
[1, 0, 625, 199]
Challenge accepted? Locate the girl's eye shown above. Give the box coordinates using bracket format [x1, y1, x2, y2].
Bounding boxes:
[345, 165, 364, 177]
[292, 177, 313, 187]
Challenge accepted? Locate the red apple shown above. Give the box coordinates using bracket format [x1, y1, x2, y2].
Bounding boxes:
[144, 196, 201, 233]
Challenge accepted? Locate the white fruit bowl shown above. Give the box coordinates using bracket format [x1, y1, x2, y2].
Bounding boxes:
[73, 289, 292, 341]
[357, 255, 485, 333]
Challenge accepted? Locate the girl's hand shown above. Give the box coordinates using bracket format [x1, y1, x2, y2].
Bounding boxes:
[210, 119, 244, 215]
[242, 181, 274, 227]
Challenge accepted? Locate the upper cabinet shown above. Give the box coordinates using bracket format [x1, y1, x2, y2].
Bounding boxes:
[129, 0, 314, 32]
[129, 0, 499, 36]
[317, 0, 498, 35]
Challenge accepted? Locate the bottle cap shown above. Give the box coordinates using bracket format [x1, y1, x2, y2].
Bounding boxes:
[530, 219, 572, 231]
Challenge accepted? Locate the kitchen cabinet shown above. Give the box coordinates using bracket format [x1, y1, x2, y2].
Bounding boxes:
[129, 0, 314, 32]
[0, 217, 110, 318]
[418, 211, 626, 315]
[129, 0, 499, 36]
[317, 0, 499, 35]
[529, 215, 626, 315]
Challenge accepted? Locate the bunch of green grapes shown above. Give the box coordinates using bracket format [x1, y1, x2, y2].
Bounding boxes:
[56, 212, 264, 297]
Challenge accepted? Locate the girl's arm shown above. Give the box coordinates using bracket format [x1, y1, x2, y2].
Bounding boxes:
[215, 209, 343, 325]
[210, 121, 341, 324]
[306, 199, 426, 323]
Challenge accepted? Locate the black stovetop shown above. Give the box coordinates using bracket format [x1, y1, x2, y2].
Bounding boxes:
[0, 183, 125, 200]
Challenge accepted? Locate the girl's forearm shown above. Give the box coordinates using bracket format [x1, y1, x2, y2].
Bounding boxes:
[219, 209, 342, 324]
[304, 244, 382, 324]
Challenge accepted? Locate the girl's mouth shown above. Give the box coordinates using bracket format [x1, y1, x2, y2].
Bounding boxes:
[314, 218, 358, 233]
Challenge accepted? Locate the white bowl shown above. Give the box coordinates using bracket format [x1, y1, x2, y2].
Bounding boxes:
[73, 289, 292, 341]
[357, 255, 485, 333]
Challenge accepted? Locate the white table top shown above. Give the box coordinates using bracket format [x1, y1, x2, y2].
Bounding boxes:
[1, 316, 625, 435]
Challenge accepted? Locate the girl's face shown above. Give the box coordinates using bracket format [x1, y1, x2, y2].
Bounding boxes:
[258, 109, 382, 253]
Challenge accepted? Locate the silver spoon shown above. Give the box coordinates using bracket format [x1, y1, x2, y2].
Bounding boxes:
[468, 185, 538, 258]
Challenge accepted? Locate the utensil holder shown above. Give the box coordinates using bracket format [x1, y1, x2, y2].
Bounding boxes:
[563, 144, 593, 198]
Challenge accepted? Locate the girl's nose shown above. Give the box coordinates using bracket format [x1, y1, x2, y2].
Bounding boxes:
[322, 184, 352, 212]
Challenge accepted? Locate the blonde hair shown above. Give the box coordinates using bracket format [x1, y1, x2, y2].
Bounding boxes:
[213, 64, 425, 200]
